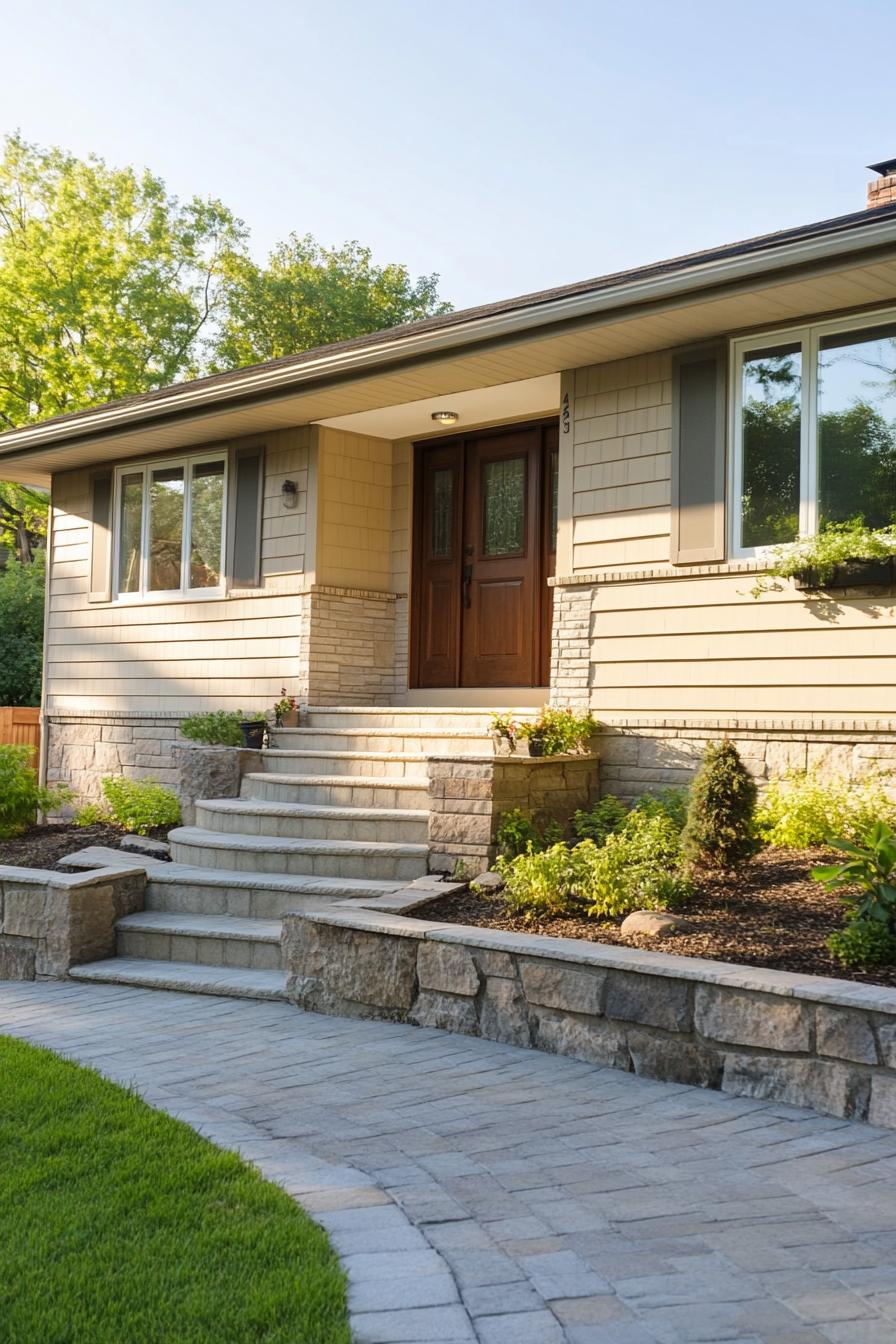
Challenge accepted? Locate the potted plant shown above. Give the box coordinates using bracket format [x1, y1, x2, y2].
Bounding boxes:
[274, 689, 299, 728]
[518, 706, 598, 757]
[489, 711, 519, 755]
[238, 711, 267, 749]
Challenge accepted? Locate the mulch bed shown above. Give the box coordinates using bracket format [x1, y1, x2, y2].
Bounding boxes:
[421, 847, 896, 990]
[0, 823, 168, 872]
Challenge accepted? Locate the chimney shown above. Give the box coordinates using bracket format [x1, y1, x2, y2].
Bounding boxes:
[867, 158, 896, 208]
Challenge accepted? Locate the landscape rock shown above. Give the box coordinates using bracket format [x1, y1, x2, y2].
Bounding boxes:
[620, 910, 692, 938]
[120, 835, 171, 861]
[470, 871, 505, 894]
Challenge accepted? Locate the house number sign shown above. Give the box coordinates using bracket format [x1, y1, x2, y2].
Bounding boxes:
[561, 390, 570, 434]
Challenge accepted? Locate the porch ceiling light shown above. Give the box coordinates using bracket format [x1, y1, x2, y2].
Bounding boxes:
[431, 410, 459, 426]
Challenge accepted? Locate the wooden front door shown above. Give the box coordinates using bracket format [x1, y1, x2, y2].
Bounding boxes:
[412, 421, 557, 689]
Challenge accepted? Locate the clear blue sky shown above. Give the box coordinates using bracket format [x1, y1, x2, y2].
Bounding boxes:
[2, 0, 894, 311]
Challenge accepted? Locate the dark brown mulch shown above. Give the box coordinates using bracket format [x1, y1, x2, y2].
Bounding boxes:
[421, 847, 896, 989]
[0, 822, 167, 871]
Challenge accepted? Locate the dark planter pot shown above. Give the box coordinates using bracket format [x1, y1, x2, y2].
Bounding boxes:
[239, 720, 266, 749]
[793, 556, 896, 591]
[526, 733, 547, 757]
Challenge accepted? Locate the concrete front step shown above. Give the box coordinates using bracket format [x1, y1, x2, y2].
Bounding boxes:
[300, 706, 538, 731]
[241, 772, 431, 810]
[195, 797, 429, 844]
[116, 911, 282, 971]
[271, 727, 496, 755]
[261, 749, 430, 779]
[69, 957, 287, 1001]
[168, 826, 429, 880]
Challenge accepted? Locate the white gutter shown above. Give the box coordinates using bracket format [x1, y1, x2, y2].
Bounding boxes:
[4, 213, 896, 455]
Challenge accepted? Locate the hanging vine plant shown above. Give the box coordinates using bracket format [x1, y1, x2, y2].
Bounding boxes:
[751, 520, 896, 597]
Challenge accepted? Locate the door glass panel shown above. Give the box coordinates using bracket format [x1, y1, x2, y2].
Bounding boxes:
[482, 456, 525, 556]
[117, 471, 143, 594]
[149, 465, 185, 591]
[189, 460, 225, 588]
[740, 343, 801, 548]
[430, 467, 453, 559]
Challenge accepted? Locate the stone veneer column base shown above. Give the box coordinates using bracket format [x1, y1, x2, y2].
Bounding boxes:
[301, 585, 400, 705]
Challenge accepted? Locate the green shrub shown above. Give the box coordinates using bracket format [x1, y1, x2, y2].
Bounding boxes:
[518, 705, 598, 755]
[100, 777, 181, 834]
[637, 787, 690, 834]
[495, 809, 566, 860]
[0, 552, 45, 706]
[571, 795, 628, 844]
[826, 921, 896, 968]
[0, 744, 73, 839]
[180, 711, 243, 746]
[498, 809, 692, 924]
[584, 810, 692, 918]
[812, 820, 896, 931]
[681, 740, 759, 868]
[756, 769, 896, 848]
[74, 802, 112, 827]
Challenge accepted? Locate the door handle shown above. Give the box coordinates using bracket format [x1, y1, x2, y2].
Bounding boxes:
[462, 562, 473, 609]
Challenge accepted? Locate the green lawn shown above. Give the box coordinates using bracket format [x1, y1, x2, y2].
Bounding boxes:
[0, 1037, 350, 1344]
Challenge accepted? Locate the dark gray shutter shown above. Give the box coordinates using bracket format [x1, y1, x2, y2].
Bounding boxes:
[670, 345, 727, 564]
[228, 445, 265, 587]
[88, 469, 114, 602]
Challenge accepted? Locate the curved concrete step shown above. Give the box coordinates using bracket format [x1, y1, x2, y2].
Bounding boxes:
[299, 706, 538, 731]
[262, 749, 430, 778]
[272, 727, 495, 754]
[143, 864, 403, 917]
[116, 911, 282, 971]
[195, 797, 428, 843]
[241, 772, 431, 810]
[69, 958, 287, 1000]
[168, 826, 429, 880]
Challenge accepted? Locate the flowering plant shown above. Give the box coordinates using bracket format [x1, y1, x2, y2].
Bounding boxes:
[489, 711, 520, 749]
[274, 687, 298, 725]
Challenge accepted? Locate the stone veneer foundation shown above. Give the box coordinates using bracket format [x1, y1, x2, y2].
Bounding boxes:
[284, 906, 896, 1130]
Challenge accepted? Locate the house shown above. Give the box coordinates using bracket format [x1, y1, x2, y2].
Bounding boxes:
[3, 160, 896, 809]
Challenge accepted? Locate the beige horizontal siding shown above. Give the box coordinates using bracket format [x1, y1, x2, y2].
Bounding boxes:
[315, 426, 394, 591]
[588, 572, 896, 722]
[46, 426, 309, 713]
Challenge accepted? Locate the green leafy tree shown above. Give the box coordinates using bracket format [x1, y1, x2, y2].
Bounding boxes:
[211, 235, 451, 370]
[0, 551, 46, 704]
[0, 483, 47, 563]
[681, 739, 759, 869]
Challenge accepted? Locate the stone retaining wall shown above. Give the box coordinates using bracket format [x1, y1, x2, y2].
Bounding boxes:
[427, 753, 599, 874]
[597, 719, 896, 804]
[174, 744, 264, 826]
[46, 711, 184, 800]
[0, 864, 145, 980]
[283, 908, 896, 1129]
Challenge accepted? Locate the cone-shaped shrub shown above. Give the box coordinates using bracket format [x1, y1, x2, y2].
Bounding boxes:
[681, 739, 759, 868]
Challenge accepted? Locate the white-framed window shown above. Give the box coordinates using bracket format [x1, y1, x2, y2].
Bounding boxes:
[113, 452, 227, 600]
[731, 309, 896, 557]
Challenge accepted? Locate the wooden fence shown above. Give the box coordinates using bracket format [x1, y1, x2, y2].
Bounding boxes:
[0, 707, 41, 766]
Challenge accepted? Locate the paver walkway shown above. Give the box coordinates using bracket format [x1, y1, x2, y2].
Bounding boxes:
[3, 983, 896, 1344]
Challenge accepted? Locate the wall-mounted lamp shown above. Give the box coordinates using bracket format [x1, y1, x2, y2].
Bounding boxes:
[431, 410, 459, 426]
[281, 479, 298, 508]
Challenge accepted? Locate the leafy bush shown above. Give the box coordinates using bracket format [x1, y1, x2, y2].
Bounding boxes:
[827, 920, 896, 968]
[681, 740, 759, 868]
[571, 795, 628, 844]
[495, 809, 564, 860]
[498, 808, 692, 923]
[100, 777, 181, 834]
[633, 787, 690, 834]
[756, 769, 896, 848]
[812, 821, 896, 931]
[74, 802, 112, 827]
[180, 711, 243, 746]
[0, 744, 73, 839]
[518, 705, 598, 755]
[0, 552, 45, 706]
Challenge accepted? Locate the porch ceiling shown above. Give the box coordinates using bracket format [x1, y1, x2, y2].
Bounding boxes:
[6, 245, 896, 485]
